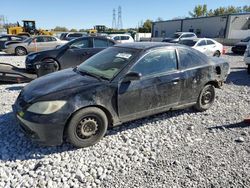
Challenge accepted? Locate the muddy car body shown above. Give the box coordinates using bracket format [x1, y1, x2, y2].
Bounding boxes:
[13, 42, 230, 147]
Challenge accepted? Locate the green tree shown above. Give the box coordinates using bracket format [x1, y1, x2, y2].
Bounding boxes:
[70, 28, 77, 32]
[139, 19, 152, 33]
[189, 4, 208, 17]
[243, 5, 250, 12]
[54, 26, 68, 32]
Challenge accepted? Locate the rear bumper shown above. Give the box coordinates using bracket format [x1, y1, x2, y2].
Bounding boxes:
[231, 46, 246, 54]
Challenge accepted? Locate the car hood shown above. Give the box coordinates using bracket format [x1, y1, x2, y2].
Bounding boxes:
[21, 68, 102, 102]
[5, 41, 24, 46]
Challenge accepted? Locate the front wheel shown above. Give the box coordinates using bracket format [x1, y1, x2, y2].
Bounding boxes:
[248, 65, 250, 74]
[66, 107, 108, 148]
[15, 47, 27, 56]
[194, 84, 215, 112]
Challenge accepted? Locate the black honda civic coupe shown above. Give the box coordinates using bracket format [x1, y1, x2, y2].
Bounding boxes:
[13, 42, 230, 148]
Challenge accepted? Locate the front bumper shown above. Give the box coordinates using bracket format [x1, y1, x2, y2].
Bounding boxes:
[3, 48, 15, 54]
[12, 104, 66, 146]
[25, 58, 36, 72]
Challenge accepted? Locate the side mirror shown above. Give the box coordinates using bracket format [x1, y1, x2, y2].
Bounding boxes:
[122, 72, 141, 83]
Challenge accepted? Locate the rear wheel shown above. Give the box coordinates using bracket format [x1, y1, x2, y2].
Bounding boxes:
[194, 84, 215, 112]
[248, 65, 250, 74]
[213, 50, 220, 57]
[15, 47, 27, 56]
[66, 107, 108, 148]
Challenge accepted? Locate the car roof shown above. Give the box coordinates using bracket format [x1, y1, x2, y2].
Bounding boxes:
[181, 38, 215, 42]
[175, 32, 196, 34]
[115, 42, 180, 50]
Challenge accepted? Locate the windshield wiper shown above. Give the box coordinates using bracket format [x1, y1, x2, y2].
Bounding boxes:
[77, 69, 109, 81]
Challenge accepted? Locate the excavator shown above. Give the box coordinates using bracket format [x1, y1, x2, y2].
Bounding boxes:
[7, 20, 53, 37]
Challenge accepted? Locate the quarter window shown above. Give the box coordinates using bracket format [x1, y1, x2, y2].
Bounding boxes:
[178, 48, 207, 69]
[131, 49, 177, 77]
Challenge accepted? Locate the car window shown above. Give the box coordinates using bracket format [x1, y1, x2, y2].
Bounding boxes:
[78, 47, 138, 80]
[43, 37, 56, 42]
[121, 36, 129, 40]
[113, 36, 120, 40]
[178, 48, 207, 69]
[197, 40, 207, 46]
[0, 37, 9, 41]
[35, 37, 45, 43]
[108, 40, 115, 46]
[11, 36, 22, 41]
[206, 40, 215, 45]
[70, 39, 89, 49]
[131, 49, 177, 77]
[179, 40, 197, 47]
[94, 39, 108, 47]
[68, 33, 83, 38]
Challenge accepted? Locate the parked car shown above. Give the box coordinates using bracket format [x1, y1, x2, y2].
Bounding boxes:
[13, 42, 229, 148]
[0, 35, 27, 51]
[3, 36, 68, 56]
[25, 36, 116, 74]
[244, 41, 250, 74]
[60, 32, 88, 41]
[179, 38, 224, 57]
[109, 34, 134, 43]
[162, 32, 197, 43]
[232, 36, 250, 55]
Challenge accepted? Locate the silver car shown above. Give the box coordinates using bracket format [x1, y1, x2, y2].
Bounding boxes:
[3, 36, 68, 56]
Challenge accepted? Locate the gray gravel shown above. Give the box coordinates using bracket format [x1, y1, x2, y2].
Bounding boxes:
[0, 49, 250, 187]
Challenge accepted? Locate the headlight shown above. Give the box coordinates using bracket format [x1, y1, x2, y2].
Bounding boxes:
[27, 101, 66, 114]
[27, 54, 37, 60]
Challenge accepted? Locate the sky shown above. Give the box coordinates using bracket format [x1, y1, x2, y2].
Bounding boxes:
[1, 0, 249, 30]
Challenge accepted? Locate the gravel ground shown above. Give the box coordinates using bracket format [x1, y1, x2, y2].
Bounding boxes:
[0, 49, 250, 188]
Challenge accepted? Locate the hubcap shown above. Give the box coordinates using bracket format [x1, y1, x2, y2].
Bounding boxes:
[17, 48, 25, 55]
[76, 117, 98, 139]
[202, 89, 212, 105]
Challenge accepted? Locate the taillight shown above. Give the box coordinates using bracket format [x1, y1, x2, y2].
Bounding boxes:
[222, 46, 226, 54]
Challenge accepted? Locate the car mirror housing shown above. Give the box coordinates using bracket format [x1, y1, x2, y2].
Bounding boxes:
[122, 72, 141, 83]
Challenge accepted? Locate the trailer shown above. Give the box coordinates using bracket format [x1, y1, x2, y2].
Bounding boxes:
[0, 63, 37, 83]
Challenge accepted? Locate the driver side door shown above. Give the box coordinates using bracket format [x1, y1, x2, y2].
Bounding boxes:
[118, 48, 181, 122]
[58, 38, 91, 69]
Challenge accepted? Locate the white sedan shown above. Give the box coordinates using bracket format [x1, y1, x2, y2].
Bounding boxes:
[179, 38, 225, 57]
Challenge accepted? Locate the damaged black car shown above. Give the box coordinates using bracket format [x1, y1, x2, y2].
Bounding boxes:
[13, 42, 230, 148]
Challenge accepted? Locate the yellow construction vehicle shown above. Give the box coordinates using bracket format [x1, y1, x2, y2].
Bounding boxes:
[7, 20, 53, 37]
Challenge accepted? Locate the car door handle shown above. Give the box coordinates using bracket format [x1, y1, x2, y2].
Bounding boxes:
[171, 78, 180, 85]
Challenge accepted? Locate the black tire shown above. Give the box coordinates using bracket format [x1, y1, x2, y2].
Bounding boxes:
[15, 46, 27, 56]
[42, 58, 60, 71]
[66, 107, 108, 148]
[248, 65, 250, 74]
[213, 50, 221, 57]
[194, 84, 215, 112]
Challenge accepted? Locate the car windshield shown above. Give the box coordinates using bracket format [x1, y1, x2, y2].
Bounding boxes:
[179, 40, 197, 46]
[171, 33, 181, 39]
[78, 47, 138, 80]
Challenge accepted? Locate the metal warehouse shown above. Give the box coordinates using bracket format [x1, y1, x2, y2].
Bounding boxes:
[152, 13, 250, 41]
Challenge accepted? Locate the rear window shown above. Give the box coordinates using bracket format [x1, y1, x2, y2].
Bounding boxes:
[94, 39, 108, 47]
[207, 40, 215, 45]
[68, 33, 83, 38]
[178, 48, 208, 69]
